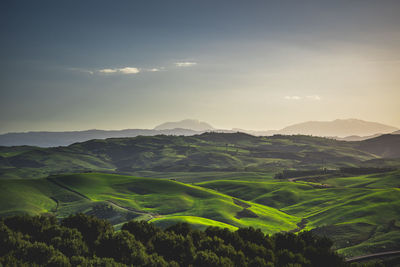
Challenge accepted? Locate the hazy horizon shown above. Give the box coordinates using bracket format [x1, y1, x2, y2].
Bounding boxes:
[0, 118, 398, 136]
[1, 1, 400, 133]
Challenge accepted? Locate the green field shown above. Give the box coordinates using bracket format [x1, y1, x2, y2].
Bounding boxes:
[1, 170, 399, 257]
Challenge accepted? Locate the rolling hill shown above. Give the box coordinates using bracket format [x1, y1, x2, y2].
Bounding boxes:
[2, 132, 399, 180]
[0, 132, 400, 258]
[0, 128, 202, 147]
[0, 171, 399, 257]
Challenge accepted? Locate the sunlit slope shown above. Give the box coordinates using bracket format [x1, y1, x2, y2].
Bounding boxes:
[0, 173, 299, 232]
[197, 171, 400, 256]
[52, 173, 299, 232]
[0, 179, 57, 215]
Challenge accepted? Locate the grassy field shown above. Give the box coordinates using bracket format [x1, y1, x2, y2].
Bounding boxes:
[197, 171, 400, 257]
[1, 171, 399, 257]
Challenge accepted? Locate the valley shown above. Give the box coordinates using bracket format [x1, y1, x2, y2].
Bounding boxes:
[1, 132, 400, 258]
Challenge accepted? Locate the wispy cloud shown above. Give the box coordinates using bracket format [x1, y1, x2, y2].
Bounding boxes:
[306, 95, 321, 101]
[118, 67, 140, 74]
[99, 67, 140, 74]
[175, 61, 197, 67]
[146, 68, 163, 72]
[284, 96, 302, 100]
[284, 95, 321, 101]
[70, 62, 189, 76]
[99, 68, 118, 74]
[67, 67, 94, 75]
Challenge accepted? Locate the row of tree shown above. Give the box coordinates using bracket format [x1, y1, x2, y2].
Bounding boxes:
[0, 213, 373, 266]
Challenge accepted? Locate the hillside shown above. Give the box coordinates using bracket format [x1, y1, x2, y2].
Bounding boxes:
[1, 133, 400, 258]
[2, 132, 396, 180]
[0, 128, 201, 147]
[0, 173, 298, 233]
[1, 171, 399, 258]
[357, 134, 400, 158]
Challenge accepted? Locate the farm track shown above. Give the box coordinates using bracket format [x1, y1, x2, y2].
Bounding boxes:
[105, 200, 159, 221]
[346, 250, 400, 262]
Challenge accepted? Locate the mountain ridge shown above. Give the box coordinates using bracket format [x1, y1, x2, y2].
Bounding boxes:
[279, 119, 398, 137]
[154, 119, 214, 131]
[0, 118, 398, 147]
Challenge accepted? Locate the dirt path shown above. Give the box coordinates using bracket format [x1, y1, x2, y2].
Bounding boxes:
[346, 250, 400, 262]
[105, 200, 160, 221]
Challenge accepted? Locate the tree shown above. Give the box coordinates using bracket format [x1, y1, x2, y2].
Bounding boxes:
[122, 220, 160, 244]
[61, 213, 113, 251]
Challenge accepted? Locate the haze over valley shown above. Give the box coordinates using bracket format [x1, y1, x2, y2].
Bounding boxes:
[0, 118, 398, 147]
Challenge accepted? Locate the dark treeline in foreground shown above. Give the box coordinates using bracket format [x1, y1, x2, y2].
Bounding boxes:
[0, 214, 378, 267]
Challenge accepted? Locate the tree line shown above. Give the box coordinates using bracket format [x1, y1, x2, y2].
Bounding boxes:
[0, 213, 380, 266]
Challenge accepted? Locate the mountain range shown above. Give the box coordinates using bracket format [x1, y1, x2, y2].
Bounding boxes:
[0, 119, 398, 147]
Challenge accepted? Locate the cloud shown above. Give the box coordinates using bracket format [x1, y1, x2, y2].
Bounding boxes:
[98, 67, 140, 74]
[99, 68, 118, 74]
[175, 62, 197, 67]
[67, 68, 94, 75]
[306, 95, 322, 101]
[284, 96, 302, 100]
[118, 67, 140, 74]
[147, 68, 162, 72]
[284, 95, 321, 101]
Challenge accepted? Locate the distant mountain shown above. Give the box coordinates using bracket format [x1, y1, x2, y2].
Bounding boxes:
[278, 119, 398, 137]
[1, 118, 398, 147]
[335, 134, 382, 142]
[0, 128, 201, 147]
[154, 119, 214, 131]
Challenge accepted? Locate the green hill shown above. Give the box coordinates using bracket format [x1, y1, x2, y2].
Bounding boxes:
[1, 171, 399, 257]
[197, 171, 400, 257]
[1, 133, 400, 258]
[0, 173, 299, 233]
[3, 132, 398, 180]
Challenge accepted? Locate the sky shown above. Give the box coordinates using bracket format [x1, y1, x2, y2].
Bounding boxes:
[1, 0, 400, 133]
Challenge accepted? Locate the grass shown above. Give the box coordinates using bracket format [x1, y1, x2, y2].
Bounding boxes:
[196, 171, 400, 256]
[0, 173, 299, 233]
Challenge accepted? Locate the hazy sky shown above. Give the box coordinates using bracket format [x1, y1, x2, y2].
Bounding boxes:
[1, 0, 400, 133]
